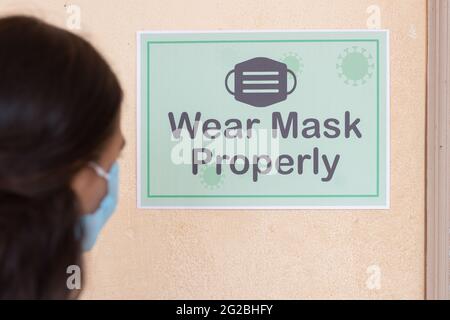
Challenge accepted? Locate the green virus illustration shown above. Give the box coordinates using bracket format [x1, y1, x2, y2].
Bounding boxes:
[337, 46, 375, 86]
[280, 52, 304, 75]
[199, 165, 225, 190]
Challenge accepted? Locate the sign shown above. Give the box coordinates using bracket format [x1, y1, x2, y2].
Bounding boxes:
[137, 30, 389, 209]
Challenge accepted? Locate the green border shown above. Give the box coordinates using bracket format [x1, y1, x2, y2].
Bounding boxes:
[145, 39, 381, 199]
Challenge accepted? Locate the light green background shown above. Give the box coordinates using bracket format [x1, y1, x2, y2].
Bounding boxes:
[138, 31, 388, 208]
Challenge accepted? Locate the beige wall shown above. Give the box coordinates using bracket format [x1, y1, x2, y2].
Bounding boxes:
[0, 0, 427, 299]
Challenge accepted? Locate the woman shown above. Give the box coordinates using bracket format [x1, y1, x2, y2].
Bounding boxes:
[0, 16, 125, 299]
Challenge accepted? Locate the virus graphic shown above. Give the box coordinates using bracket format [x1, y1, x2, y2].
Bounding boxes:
[280, 52, 304, 76]
[336, 46, 375, 86]
[199, 165, 225, 190]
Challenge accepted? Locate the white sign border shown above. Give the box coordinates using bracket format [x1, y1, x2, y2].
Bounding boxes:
[136, 29, 390, 210]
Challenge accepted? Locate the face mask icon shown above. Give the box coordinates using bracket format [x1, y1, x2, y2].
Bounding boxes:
[225, 57, 297, 108]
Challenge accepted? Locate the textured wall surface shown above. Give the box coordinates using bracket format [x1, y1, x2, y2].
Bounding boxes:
[0, 0, 426, 299]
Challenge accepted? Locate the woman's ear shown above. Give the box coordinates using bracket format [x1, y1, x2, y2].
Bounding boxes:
[71, 166, 107, 215]
[72, 116, 124, 215]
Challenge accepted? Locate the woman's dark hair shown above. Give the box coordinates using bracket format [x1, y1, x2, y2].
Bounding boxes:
[0, 16, 122, 299]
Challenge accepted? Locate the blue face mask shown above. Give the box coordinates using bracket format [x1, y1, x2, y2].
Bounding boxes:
[80, 162, 119, 251]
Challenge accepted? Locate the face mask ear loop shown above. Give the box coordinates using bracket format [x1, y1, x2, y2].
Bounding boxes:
[287, 69, 297, 95]
[225, 70, 235, 95]
[88, 161, 110, 181]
